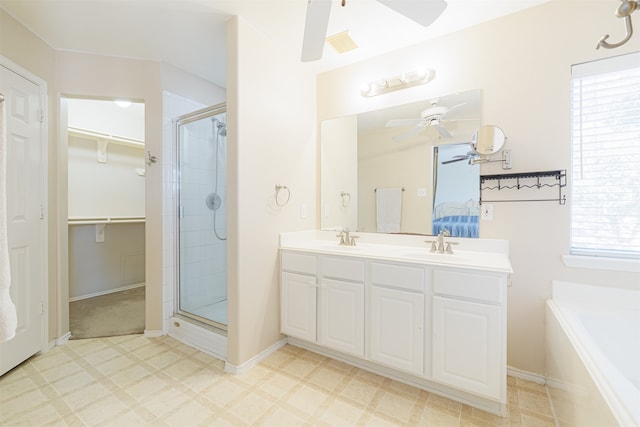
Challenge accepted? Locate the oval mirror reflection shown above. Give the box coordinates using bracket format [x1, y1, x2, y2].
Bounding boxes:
[472, 125, 506, 155]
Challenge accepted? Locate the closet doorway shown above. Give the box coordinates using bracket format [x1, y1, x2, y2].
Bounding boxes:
[65, 98, 146, 339]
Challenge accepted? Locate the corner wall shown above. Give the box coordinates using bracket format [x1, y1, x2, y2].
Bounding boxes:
[226, 17, 317, 366]
[316, 0, 640, 375]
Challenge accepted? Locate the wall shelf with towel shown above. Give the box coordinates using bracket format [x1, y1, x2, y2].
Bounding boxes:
[480, 170, 566, 205]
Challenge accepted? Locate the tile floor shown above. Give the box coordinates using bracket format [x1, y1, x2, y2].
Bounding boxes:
[0, 335, 556, 426]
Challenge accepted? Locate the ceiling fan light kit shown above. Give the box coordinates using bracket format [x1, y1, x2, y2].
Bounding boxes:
[360, 67, 436, 97]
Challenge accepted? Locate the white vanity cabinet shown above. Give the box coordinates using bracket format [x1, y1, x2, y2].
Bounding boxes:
[369, 262, 426, 376]
[279, 232, 511, 417]
[431, 268, 506, 400]
[280, 252, 317, 342]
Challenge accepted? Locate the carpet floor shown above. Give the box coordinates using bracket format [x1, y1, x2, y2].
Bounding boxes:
[69, 286, 145, 339]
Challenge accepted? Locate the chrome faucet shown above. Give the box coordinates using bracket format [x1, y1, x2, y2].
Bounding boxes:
[337, 227, 358, 246]
[425, 229, 458, 254]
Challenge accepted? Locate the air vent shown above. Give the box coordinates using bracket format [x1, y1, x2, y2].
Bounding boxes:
[326, 30, 358, 54]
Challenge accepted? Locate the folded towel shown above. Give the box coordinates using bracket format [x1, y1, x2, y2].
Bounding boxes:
[376, 188, 402, 233]
[0, 96, 17, 343]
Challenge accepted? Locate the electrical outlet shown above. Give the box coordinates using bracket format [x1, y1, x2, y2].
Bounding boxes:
[300, 203, 308, 219]
[502, 150, 513, 169]
[481, 203, 494, 220]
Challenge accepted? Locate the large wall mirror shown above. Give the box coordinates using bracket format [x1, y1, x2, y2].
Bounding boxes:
[320, 89, 481, 236]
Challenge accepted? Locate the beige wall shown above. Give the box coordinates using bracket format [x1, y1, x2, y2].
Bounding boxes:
[317, 0, 640, 375]
[226, 17, 317, 366]
[320, 116, 358, 231]
[358, 127, 432, 234]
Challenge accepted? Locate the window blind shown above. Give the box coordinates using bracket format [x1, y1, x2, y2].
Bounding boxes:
[570, 52, 640, 258]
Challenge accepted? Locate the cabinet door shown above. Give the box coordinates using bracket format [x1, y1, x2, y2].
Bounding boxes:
[432, 296, 501, 399]
[318, 279, 364, 356]
[281, 272, 317, 342]
[370, 286, 424, 375]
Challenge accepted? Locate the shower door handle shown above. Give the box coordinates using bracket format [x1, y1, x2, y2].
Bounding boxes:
[179, 205, 184, 219]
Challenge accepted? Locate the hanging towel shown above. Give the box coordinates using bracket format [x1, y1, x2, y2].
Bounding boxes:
[0, 95, 17, 343]
[376, 188, 402, 233]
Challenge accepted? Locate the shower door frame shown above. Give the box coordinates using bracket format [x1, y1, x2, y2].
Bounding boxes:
[173, 102, 227, 332]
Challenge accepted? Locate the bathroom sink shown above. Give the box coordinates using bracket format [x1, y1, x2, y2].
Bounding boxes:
[401, 251, 469, 262]
[318, 244, 364, 251]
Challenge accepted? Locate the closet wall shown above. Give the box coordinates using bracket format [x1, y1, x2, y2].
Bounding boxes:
[67, 99, 146, 300]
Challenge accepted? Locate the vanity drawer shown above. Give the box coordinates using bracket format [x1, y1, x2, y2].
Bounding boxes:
[281, 251, 317, 275]
[433, 269, 504, 303]
[371, 262, 424, 292]
[322, 257, 365, 282]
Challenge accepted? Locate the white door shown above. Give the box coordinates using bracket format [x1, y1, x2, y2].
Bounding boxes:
[0, 63, 45, 376]
[370, 286, 424, 375]
[318, 278, 364, 356]
[432, 296, 501, 399]
[281, 272, 317, 342]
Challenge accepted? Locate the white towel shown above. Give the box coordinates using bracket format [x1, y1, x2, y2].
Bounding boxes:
[0, 96, 17, 343]
[376, 188, 402, 233]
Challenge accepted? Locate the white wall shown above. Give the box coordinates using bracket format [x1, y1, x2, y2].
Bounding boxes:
[226, 17, 317, 366]
[317, 0, 640, 375]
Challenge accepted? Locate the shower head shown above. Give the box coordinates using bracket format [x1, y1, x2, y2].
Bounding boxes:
[212, 117, 227, 136]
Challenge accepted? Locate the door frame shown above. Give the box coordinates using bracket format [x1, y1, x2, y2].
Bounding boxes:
[0, 54, 49, 352]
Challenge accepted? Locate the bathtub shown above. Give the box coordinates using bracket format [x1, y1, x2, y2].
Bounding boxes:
[546, 281, 640, 426]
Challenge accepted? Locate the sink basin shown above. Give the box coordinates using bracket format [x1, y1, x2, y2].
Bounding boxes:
[401, 252, 468, 262]
[318, 244, 364, 251]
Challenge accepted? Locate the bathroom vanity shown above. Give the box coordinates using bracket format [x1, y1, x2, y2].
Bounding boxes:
[279, 230, 512, 416]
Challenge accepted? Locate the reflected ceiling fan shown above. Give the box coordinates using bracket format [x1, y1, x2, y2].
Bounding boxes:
[385, 100, 465, 142]
[302, 0, 448, 62]
[441, 149, 480, 165]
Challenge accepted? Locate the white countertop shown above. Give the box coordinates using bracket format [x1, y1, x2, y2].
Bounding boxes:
[280, 230, 513, 274]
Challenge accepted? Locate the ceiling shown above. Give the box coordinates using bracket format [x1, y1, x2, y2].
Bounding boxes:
[0, 0, 550, 88]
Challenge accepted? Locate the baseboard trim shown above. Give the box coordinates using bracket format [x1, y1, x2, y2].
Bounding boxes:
[144, 330, 163, 338]
[507, 365, 546, 384]
[225, 338, 287, 375]
[69, 282, 145, 302]
[47, 331, 71, 350]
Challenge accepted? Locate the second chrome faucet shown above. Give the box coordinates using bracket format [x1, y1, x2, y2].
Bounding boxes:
[337, 228, 359, 246]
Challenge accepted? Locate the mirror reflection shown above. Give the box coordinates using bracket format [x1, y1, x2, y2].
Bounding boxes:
[321, 89, 481, 235]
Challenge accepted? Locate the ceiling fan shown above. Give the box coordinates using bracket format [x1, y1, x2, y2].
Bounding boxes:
[302, 0, 448, 62]
[385, 100, 465, 142]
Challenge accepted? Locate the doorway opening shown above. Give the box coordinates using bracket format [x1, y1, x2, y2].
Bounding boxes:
[65, 97, 146, 339]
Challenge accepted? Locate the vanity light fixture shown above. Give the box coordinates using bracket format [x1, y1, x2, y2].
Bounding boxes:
[360, 67, 435, 97]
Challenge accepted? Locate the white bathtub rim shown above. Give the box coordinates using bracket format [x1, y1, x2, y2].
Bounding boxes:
[547, 300, 640, 427]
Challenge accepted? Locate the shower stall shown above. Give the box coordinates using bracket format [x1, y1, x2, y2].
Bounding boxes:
[175, 104, 227, 332]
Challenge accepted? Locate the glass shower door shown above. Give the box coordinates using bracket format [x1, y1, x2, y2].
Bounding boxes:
[176, 104, 227, 330]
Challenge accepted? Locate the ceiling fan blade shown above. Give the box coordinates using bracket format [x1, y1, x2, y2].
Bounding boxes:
[440, 102, 466, 119]
[436, 124, 452, 138]
[386, 118, 423, 127]
[392, 125, 423, 142]
[301, 0, 333, 62]
[376, 0, 447, 27]
[442, 157, 468, 165]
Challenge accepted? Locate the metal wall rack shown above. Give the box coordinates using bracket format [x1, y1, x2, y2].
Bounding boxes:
[480, 170, 567, 205]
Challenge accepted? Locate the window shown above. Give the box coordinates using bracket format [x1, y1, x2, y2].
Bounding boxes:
[570, 52, 640, 259]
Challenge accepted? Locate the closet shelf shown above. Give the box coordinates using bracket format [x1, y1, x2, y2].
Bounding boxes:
[68, 127, 145, 149]
[480, 169, 566, 205]
[68, 216, 145, 225]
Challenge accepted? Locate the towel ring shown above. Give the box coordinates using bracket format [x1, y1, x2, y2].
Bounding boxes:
[340, 191, 351, 207]
[275, 184, 290, 207]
